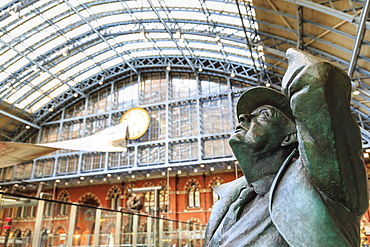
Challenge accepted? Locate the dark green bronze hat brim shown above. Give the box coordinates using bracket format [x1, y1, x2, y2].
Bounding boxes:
[236, 87, 294, 121]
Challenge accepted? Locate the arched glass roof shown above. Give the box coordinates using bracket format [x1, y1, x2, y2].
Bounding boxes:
[1, 0, 370, 145]
[0, 0, 261, 114]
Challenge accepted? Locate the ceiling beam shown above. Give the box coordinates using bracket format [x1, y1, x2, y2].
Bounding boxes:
[0, 109, 40, 129]
[146, 0, 196, 72]
[295, 5, 304, 50]
[0, 39, 86, 99]
[348, 0, 370, 78]
[235, 0, 263, 83]
[63, 0, 139, 75]
[284, 0, 370, 29]
[0, 0, 38, 22]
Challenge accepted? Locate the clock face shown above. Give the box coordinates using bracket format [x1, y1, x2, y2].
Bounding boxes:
[120, 107, 150, 140]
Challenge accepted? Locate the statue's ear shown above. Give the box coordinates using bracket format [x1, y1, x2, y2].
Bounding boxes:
[281, 132, 297, 147]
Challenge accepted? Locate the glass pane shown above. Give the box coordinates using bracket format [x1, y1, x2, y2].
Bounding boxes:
[169, 101, 198, 138]
[140, 72, 166, 104]
[200, 75, 228, 95]
[87, 87, 111, 115]
[40, 124, 59, 143]
[13, 162, 32, 180]
[98, 210, 116, 245]
[170, 140, 198, 162]
[112, 78, 138, 110]
[60, 120, 83, 141]
[170, 73, 197, 100]
[57, 155, 79, 174]
[202, 96, 231, 134]
[84, 116, 109, 137]
[137, 106, 166, 142]
[74, 206, 97, 246]
[82, 153, 105, 171]
[202, 136, 233, 159]
[138, 144, 166, 165]
[65, 100, 85, 119]
[35, 159, 54, 178]
[108, 147, 134, 168]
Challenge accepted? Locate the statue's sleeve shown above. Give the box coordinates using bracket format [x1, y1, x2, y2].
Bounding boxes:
[282, 59, 368, 215]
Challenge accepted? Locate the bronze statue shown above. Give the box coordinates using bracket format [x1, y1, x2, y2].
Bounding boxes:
[205, 48, 369, 246]
[126, 192, 143, 235]
[126, 193, 143, 213]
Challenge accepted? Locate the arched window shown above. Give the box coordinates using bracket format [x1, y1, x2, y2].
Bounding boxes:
[158, 181, 169, 213]
[44, 202, 52, 217]
[28, 205, 36, 218]
[77, 192, 102, 207]
[143, 182, 155, 214]
[188, 183, 200, 208]
[159, 188, 169, 213]
[13, 229, 22, 243]
[144, 191, 154, 214]
[24, 229, 32, 246]
[108, 187, 121, 210]
[59, 192, 69, 216]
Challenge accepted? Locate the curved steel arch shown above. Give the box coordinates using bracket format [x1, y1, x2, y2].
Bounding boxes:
[30, 55, 262, 120]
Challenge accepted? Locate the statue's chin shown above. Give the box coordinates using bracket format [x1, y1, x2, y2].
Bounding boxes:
[229, 134, 242, 145]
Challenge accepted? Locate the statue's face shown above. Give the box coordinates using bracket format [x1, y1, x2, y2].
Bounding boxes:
[230, 105, 293, 154]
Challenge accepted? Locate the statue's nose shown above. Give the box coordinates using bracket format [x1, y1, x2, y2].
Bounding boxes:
[239, 114, 252, 123]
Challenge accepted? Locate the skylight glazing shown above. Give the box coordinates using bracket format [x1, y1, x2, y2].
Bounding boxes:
[0, 0, 260, 113]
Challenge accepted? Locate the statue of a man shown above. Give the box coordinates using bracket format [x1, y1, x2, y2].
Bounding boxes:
[126, 193, 143, 213]
[205, 48, 369, 246]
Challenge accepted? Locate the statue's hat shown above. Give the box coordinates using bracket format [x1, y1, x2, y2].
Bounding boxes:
[236, 86, 294, 122]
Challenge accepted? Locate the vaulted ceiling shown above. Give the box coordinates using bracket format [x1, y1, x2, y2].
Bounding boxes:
[1, 0, 370, 147]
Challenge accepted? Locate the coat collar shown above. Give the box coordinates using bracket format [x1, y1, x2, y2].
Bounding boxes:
[205, 176, 247, 244]
[205, 149, 298, 244]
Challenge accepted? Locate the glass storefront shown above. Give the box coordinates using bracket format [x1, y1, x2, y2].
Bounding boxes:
[0, 192, 205, 247]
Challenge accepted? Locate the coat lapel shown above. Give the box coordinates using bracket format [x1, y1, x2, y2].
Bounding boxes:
[205, 176, 247, 243]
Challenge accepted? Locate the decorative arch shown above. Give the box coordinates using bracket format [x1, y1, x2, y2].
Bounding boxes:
[124, 183, 136, 196]
[22, 228, 32, 246]
[57, 190, 70, 216]
[143, 181, 155, 187]
[208, 176, 224, 188]
[139, 220, 148, 231]
[13, 228, 22, 238]
[40, 228, 49, 246]
[106, 185, 122, 210]
[24, 228, 32, 235]
[184, 178, 201, 190]
[57, 190, 70, 201]
[52, 225, 66, 246]
[158, 180, 171, 190]
[77, 192, 102, 206]
[123, 221, 130, 232]
[106, 185, 122, 199]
